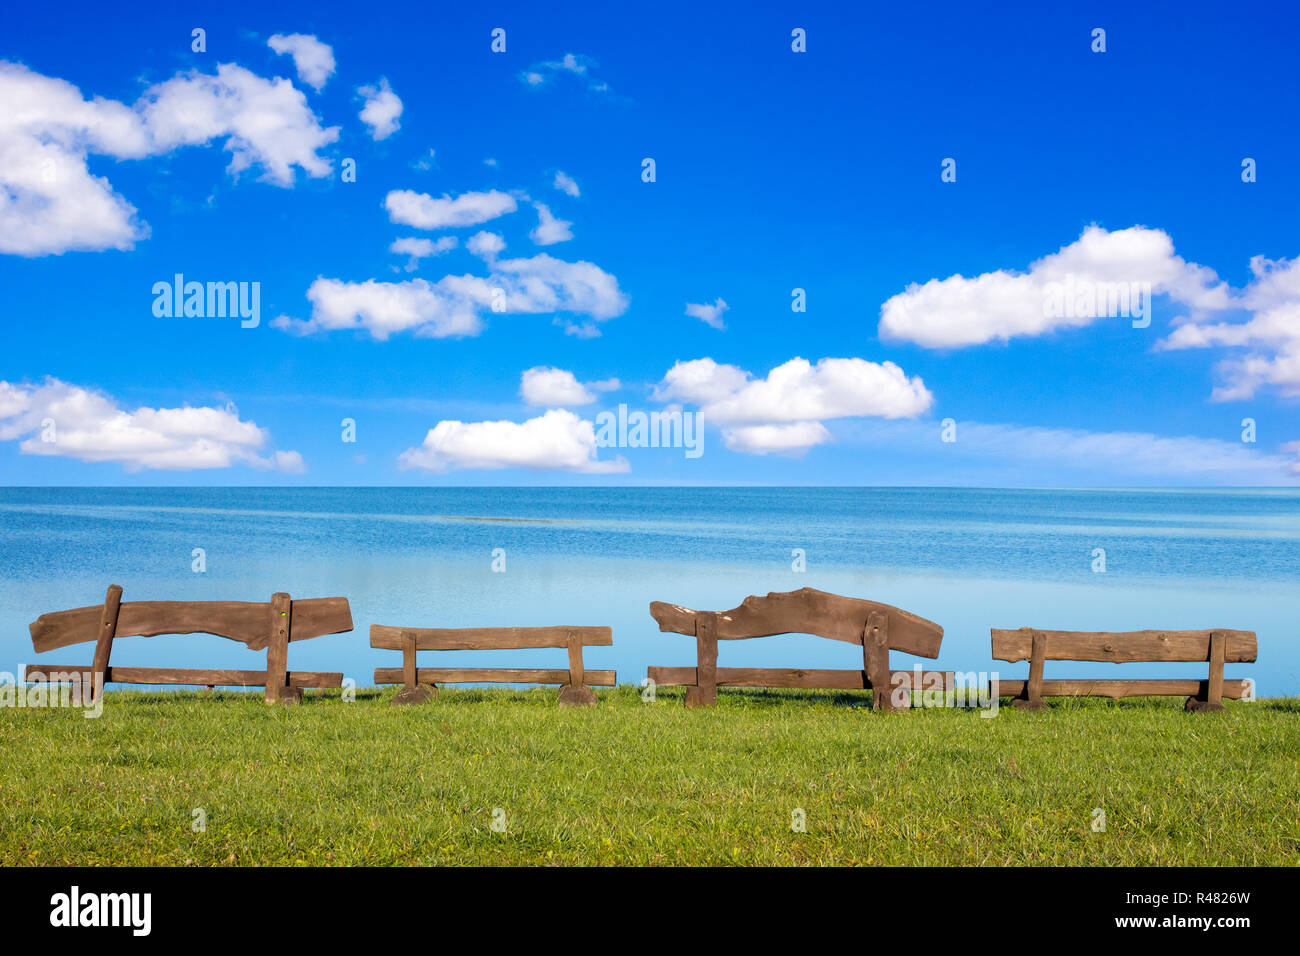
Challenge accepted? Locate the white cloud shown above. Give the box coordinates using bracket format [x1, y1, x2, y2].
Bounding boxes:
[276, 277, 484, 339]
[399, 409, 629, 473]
[530, 202, 573, 245]
[519, 53, 607, 92]
[267, 33, 336, 91]
[723, 422, 832, 455]
[553, 171, 580, 197]
[879, 225, 1230, 348]
[384, 189, 517, 230]
[140, 64, 339, 185]
[274, 252, 628, 340]
[1159, 255, 1300, 400]
[519, 367, 616, 406]
[390, 236, 457, 271]
[0, 60, 338, 256]
[0, 378, 301, 472]
[685, 297, 729, 330]
[655, 356, 933, 455]
[467, 230, 505, 258]
[558, 319, 601, 339]
[521, 367, 594, 406]
[273, 449, 306, 474]
[358, 78, 402, 139]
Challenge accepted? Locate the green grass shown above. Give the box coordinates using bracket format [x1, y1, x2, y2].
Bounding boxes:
[2, 686, 1298, 866]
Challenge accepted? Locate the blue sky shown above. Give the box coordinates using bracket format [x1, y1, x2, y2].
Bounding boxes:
[1, 0, 1297, 485]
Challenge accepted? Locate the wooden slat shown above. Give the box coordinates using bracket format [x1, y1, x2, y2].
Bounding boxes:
[286, 597, 353, 644]
[30, 595, 353, 652]
[649, 587, 943, 658]
[994, 678, 1252, 700]
[370, 624, 613, 651]
[990, 628, 1256, 663]
[24, 665, 342, 688]
[646, 666, 955, 690]
[373, 667, 616, 686]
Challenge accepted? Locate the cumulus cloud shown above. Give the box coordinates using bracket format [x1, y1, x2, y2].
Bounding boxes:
[140, 64, 338, 185]
[384, 189, 517, 230]
[467, 230, 505, 259]
[274, 252, 629, 340]
[0, 60, 338, 256]
[1159, 255, 1300, 400]
[520, 367, 618, 406]
[530, 203, 573, 245]
[878, 224, 1300, 403]
[553, 170, 580, 197]
[358, 78, 402, 139]
[685, 297, 729, 330]
[0, 378, 301, 472]
[879, 225, 1230, 348]
[267, 33, 336, 91]
[390, 235, 457, 271]
[399, 409, 628, 473]
[655, 356, 933, 455]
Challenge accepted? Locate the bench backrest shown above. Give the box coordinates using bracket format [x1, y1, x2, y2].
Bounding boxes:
[649, 586, 943, 657]
[370, 625, 612, 651]
[32, 596, 354, 652]
[991, 628, 1257, 664]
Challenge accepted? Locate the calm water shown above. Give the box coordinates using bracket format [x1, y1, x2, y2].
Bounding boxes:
[1, 487, 1297, 695]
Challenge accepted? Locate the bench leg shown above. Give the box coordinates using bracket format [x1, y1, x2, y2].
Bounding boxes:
[392, 630, 435, 705]
[558, 632, 598, 707]
[265, 593, 300, 705]
[685, 613, 718, 708]
[864, 611, 906, 712]
[1186, 631, 1226, 712]
[1012, 629, 1047, 711]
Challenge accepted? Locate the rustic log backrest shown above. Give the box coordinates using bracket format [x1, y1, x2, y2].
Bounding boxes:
[646, 587, 947, 711]
[370, 623, 615, 707]
[27, 584, 353, 703]
[990, 627, 1257, 712]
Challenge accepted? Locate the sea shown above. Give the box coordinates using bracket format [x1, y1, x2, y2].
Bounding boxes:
[1, 487, 1297, 697]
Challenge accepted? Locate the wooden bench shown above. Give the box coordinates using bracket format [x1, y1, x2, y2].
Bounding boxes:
[990, 626, 1257, 711]
[370, 623, 615, 707]
[26, 585, 352, 703]
[646, 587, 949, 711]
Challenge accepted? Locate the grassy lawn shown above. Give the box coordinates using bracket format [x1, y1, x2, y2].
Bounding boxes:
[1, 686, 1297, 866]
